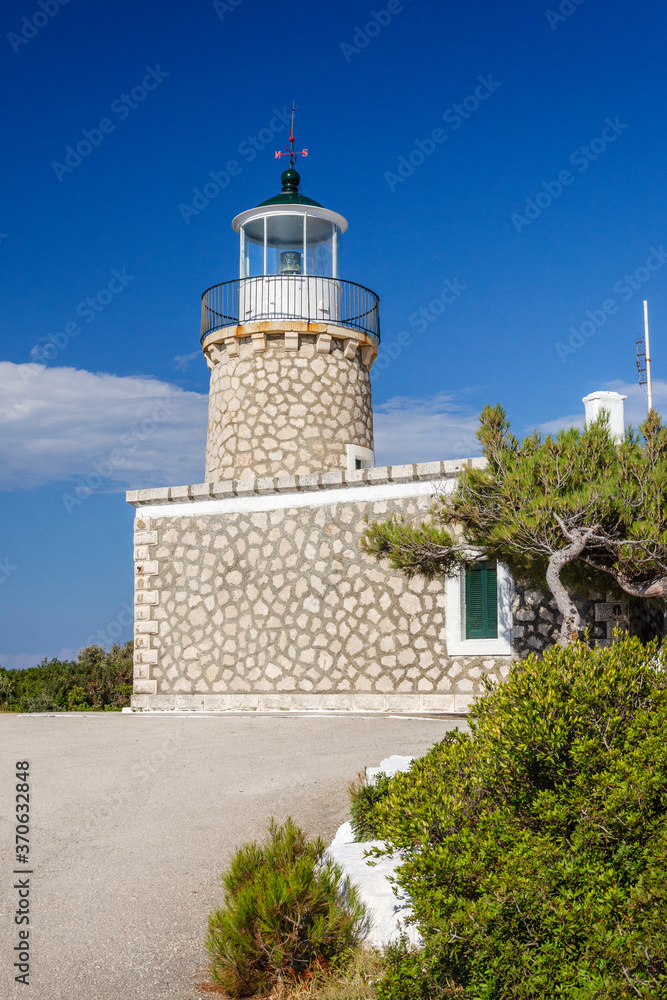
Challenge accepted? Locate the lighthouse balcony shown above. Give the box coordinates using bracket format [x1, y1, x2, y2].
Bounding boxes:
[201, 276, 380, 343]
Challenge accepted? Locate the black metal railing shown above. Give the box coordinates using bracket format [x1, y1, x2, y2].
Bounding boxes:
[201, 276, 380, 343]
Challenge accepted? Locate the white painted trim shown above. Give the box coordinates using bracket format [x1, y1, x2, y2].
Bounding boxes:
[137, 478, 444, 519]
[232, 203, 349, 235]
[129, 691, 472, 713]
[346, 444, 375, 471]
[445, 561, 514, 656]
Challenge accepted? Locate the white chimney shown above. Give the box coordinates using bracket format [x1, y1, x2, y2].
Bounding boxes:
[582, 390, 627, 441]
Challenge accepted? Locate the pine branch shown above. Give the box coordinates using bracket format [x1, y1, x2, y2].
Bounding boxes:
[362, 405, 667, 644]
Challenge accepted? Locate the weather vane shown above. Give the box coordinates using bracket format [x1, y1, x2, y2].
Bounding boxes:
[275, 102, 308, 166]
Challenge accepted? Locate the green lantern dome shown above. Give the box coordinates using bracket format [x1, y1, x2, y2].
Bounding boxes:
[258, 166, 323, 208]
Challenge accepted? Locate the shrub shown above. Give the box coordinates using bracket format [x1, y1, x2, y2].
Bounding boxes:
[232, 948, 385, 1000]
[368, 635, 667, 999]
[66, 686, 91, 710]
[349, 771, 393, 841]
[0, 641, 133, 711]
[0, 672, 14, 709]
[24, 691, 58, 713]
[206, 817, 368, 997]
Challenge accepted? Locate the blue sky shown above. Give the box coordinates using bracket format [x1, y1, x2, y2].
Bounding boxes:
[1, 0, 666, 666]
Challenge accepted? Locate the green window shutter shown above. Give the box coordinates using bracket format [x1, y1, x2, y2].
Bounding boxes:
[465, 565, 485, 638]
[486, 563, 498, 637]
[465, 562, 498, 639]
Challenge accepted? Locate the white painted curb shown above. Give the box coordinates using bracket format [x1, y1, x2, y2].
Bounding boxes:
[326, 755, 423, 949]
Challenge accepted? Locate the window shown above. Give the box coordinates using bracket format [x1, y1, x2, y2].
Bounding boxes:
[240, 213, 341, 278]
[346, 444, 375, 471]
[465, 562, 498, 639]
[445, 559, 513, 656]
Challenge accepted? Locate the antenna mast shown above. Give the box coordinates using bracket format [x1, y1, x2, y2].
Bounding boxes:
[636, 300, 653, 415]
[644, 299, 653, 413]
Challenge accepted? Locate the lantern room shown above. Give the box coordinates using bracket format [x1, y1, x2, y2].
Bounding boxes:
[200, 140, 380, 343]
[227, 165, 356, 328]
[232, 167, 346, 279]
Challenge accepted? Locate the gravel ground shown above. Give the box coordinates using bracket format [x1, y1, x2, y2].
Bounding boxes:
[0, 712, 465, 1000]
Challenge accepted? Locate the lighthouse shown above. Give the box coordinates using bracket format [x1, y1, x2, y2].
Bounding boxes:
[125, 120, 666, 715]
[201, 129, 380, 482]
[128, 120, 514, 715]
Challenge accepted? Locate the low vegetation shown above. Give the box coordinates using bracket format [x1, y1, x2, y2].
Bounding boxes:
[358, 634, 667, 998]
[348, 771, 392, 841]
[205, 817, 368, 998]
[201, 946, 383, 1000]
[0, 642, 133, 712]
[200, 636, 667, 997]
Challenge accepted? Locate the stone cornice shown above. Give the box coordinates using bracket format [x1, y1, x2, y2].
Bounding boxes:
[201, 320, 380, 370]
[126, 458, 486, 508]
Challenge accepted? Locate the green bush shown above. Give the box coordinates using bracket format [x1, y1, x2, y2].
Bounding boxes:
[0, 642, 133, 711]
[349, 771, 393, 841]
[66, 686, 91, 710]
[206, 817, 368, 997]
[0, 673, 15, 709]
[368, 635, 667, 999]
[24, 691, 59, 713]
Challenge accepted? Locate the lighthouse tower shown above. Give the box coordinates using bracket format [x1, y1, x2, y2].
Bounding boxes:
[201, 136, 380, 481]
[127, 125, 518, 715]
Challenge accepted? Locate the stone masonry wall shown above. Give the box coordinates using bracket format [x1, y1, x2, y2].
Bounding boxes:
[205, 332, 374, 482]
[131, 483, 513, 712]
[129, 463, 665, 713]
[511, 583, 665, 654]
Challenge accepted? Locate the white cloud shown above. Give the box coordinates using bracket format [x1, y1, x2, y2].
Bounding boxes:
[0, 652, 48, 670]
[537, 379, 666, 437]
[373, 392, 481, 465]
[537, 412, 585, 436]
[0, 648, 77, 670]
[0, 362, 208, 491]
[10, 365, 657, 496]
[173, 351, 201, 372]
[372, 381, 666, 466]
[2, 367, 483, 489]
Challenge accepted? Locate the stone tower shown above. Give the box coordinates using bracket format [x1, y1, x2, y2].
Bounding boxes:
[128, 151, 522, 714]
[201, 163, 380, 480]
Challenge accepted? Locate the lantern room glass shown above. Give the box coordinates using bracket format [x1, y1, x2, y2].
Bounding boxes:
[240, 213, 340, 279]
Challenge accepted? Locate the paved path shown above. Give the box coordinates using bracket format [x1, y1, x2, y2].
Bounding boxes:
[0, 713, 464, 1000]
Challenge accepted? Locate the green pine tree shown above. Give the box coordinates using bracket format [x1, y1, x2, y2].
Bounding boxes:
[363, 405, 667, 646]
